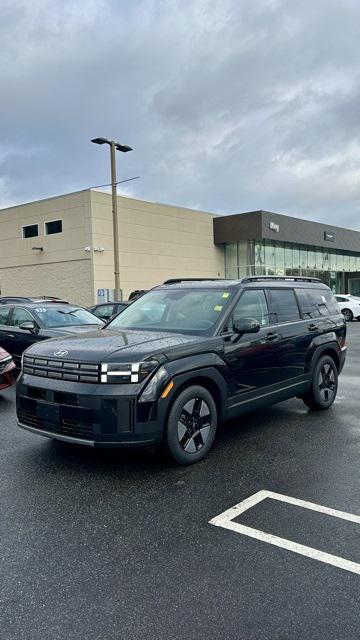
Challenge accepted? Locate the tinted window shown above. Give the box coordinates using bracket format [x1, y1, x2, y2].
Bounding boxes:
[0, 306, 10, 325]
[12, 308, 35, 327]
[267, 289, 300, 323]
[232, 289, 269, 326]
[335, 296, 348, 303]
[297, 288, 339, 318]
[45, 220, 62, 235]
[22, 224, 38, 238]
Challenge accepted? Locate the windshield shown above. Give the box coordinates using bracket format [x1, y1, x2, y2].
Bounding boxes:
[107, 288, 233, 334]
[34, 306, 104, 328]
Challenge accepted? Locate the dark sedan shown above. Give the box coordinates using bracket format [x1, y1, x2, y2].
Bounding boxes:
[0, 303, 104, 366]
[0, 347, 16, 390]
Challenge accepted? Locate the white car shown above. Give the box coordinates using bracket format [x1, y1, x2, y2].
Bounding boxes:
[334, 294, 360, 322]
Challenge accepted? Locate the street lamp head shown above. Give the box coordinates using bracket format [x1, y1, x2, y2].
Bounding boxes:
[91, 137, 133, 153]
[115, 143, 133, 153]
[91, 137, 109, 145]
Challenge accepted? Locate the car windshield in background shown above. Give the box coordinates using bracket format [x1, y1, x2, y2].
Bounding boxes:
[107, 288, 233, 333]
[34, 306, 104, 328]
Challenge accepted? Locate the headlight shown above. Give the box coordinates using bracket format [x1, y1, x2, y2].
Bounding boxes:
[100, 361, 158, 384]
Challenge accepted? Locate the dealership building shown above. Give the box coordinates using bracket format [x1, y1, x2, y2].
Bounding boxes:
[1, 188, 360, 305]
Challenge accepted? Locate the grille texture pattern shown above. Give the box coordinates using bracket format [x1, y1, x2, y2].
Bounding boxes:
[23, 355, 99, 383]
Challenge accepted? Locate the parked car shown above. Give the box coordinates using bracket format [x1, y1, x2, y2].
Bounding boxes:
[16, 276, 346, 465]
[0, 302, 104, 366]
[0, 296, 67, 304]
[0, 347, 15, 391]
[88, 302, 128, 322]
[334, 294, 360, 321]
[128, 289, 148, 301]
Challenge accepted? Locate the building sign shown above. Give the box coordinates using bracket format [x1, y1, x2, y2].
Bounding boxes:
[269, 221, 280, 233]
[324, 231, 335, 242]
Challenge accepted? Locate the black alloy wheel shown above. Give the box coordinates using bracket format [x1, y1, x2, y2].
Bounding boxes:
[165, 385, 217, 464]
[318, 362, 337, 403]
[302, 355, 338, 410]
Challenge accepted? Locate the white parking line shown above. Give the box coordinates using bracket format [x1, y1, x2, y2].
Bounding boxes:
[209, 490, 360, 575]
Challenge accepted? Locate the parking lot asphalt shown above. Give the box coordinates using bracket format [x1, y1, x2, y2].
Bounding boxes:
[1, 325, 360, 640]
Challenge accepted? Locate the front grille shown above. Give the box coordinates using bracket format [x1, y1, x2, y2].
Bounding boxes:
[23, 355, 99, 383]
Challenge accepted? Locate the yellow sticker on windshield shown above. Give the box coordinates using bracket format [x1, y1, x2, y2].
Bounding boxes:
[222, 292, 230, 298]
[214, 305, 223, 311]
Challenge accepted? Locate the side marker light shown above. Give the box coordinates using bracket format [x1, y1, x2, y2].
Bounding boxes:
[161, 380, 174, 399]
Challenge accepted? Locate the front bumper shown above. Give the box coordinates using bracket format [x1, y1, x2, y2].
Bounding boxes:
[16, 373, 166, 448]
[339, 346, 347, 373]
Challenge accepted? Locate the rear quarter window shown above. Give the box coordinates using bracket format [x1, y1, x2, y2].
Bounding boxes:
[297, 288, 339, 318]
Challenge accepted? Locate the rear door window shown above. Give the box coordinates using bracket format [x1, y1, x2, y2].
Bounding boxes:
[267, 289, 301, 323]
[0, 306, 11, 325]
[297, 288, 339, 318]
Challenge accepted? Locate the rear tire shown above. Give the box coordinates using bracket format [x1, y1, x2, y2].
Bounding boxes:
[342, 308, 353, 322]
[165, 385, 217, 465]
[302, 355, 338, 410]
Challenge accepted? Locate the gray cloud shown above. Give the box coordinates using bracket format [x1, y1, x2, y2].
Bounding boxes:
[1, 0, 360, 229]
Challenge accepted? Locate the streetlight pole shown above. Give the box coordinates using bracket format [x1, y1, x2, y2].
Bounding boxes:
[110, 141, 121, 300]
[91, 137, 133, 301]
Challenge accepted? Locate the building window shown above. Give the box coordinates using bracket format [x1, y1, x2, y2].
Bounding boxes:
[265, 241, 275, 274]
[225, 243, 238, 279]
[45, 220, 62, 235]
[22, 224, 38, 239]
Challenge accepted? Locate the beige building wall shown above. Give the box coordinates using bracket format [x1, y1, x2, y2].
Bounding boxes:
[0, 189, 225, 305]
[0, 261, 92, 307]
[90, 190, 225, 300]
[0, 190, 94, 306]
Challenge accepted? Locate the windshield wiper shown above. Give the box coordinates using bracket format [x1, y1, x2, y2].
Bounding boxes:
[57, 310, 79, 316]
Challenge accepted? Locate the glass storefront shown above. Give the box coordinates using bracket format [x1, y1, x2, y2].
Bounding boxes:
[224, 239, 360, 293]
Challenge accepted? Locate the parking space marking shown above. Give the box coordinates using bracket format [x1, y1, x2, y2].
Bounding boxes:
[209, 490, 360, 575]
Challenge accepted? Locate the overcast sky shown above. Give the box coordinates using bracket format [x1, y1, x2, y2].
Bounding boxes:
[1, 0, 360, 228]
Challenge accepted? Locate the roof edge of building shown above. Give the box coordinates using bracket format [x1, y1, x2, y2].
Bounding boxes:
[0, 188, 92, 214]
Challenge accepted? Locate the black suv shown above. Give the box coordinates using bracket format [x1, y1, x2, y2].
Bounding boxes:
[16, 277, 346, 465]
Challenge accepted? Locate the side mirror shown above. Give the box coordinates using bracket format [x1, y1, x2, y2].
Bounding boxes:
[19, 321, 37, 333]
[233, 317, 261, 335]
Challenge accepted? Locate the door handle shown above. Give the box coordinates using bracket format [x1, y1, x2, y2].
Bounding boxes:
[308, 324, 318, 332]
[5, 333, 15, 338]
[265, 332, 279, 342]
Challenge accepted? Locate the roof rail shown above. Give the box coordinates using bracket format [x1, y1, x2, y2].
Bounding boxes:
[241, 276, 322, 283]
[163, 278, 223, 285]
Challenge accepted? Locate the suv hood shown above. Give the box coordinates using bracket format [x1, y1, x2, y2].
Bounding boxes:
[26, 328, 207, 362]
[42, 325, 103, 338]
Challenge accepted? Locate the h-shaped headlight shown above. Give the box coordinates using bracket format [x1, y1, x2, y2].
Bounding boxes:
[100, 361, 158, 384]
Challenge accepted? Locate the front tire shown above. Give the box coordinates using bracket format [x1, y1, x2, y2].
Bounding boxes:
[342, 308, 353, 322]
[165, 385, 217, 465]
[302, 355, 338, 410]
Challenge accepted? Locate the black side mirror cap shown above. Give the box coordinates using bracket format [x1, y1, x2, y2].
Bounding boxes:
[233, 318, 261, 335]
